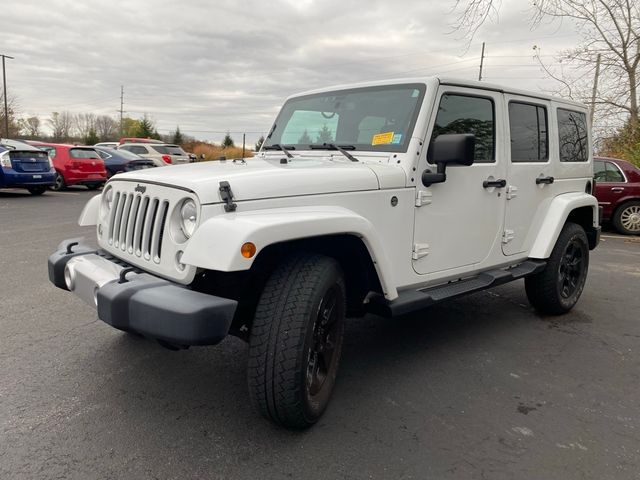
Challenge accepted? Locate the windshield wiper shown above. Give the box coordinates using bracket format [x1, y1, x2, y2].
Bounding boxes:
[263, 144, 294, 158]
[308, 143, 359, 162]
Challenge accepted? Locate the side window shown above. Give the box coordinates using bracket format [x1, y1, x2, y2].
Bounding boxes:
[557, 108, 588, 162]
[129, 146, 148, 154]
[605, 162, 625, 182]
[593, 160, 607, 181]
[430, 94, 495, 163]
[509, 102, 548, 162]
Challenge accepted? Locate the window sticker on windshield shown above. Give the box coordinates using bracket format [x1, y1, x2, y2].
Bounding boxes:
[372, 131, 394, 145]
[391, 133, 403, 144]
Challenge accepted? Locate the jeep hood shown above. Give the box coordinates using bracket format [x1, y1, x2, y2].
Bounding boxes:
[112, 156, 405, 204]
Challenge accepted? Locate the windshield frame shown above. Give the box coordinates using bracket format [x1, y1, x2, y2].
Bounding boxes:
[264, 83, 426, 154]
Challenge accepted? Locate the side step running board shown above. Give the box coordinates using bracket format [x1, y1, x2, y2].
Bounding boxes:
[366, 260, 546, 317]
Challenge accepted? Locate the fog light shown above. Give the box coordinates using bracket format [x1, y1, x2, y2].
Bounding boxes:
[241, 242, 256, 258]
[64, 264, 76, 290]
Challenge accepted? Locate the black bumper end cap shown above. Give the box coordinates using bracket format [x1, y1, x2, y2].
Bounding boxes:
[47, 238, 95, 290]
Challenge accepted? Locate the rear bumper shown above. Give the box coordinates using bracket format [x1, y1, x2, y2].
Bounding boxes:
[1, 169, 56, 187]
[48, 239, 237, 346]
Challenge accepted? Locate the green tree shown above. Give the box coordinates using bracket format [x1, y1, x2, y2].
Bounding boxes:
[173, 126, 184, 145]
[222, 132, 235, 148]
[298, 129, 313, 145]
[85, 127, 100, 145]
[316, 124, 333, 144]
[121, 117, 141, 137]
[255, 135, 265, 151]
[136, 115, 156, 138]
[601, 120, 640, 167]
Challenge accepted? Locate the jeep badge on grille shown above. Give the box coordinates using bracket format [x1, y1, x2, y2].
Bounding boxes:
[135, 184, 146, 194]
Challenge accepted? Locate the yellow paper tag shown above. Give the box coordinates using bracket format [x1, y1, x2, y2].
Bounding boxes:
[372, 131, 394, 145]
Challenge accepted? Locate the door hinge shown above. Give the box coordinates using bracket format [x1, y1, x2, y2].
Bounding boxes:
[412, 243, 430, 260]
[502, 229, 515, 244]
[506, 185, 518, 200]
[415, 190, 432, 207]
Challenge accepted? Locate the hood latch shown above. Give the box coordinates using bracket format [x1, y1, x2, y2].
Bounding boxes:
[219, 181, 237, 212]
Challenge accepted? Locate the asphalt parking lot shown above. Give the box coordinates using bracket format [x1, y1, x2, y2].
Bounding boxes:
[1, 187, 639, 480]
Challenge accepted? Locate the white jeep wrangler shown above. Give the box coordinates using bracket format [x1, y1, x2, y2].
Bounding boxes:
[49, 77, 600, 428]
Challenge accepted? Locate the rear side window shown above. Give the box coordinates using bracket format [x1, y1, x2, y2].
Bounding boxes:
[509, 102, 548, 162]
[594, 160, 625, 182]
[70, 148, 101, 159]
[151, 145, 185, 155]
[125, 145, 149, 154]
[557, 108, 588, 162]
[430, 94, 495, 163]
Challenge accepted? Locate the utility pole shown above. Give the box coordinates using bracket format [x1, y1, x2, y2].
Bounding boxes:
[589, 53, 601, 127]
[119, 85, 124, 137]
[1, 54, 15, 138]
[478, 42, 485, 82]
[242, 133, 246, 158]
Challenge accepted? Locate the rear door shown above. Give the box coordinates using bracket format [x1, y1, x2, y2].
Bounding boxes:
[502, 96, 555, 255]
[594, 159, 627, 219]
[69, 148, 105, 175]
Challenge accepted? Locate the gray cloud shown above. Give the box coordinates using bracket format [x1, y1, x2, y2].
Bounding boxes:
[4, 0, 581, 144]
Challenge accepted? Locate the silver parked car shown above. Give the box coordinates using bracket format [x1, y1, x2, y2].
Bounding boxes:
[118, 143, 191, 166]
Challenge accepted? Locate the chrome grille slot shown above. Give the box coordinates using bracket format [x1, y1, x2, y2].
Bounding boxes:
[151, 200, 169, 263]
[133, 196, 149, 256]
[142, 199, 159, 260]
[107, 192, 121, 244]
[118, 194, 133, 250]
[125, 195, 141, 254]
[112, 193, 126, 246]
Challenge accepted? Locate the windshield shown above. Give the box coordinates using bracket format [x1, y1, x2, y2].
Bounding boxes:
[264, 83, 426, 152]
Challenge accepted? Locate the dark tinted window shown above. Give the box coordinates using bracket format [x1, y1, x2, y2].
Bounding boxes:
[70, 148, 101, 159]
[125, 145, 149, 154]
[509, 102, 548, 162]
[594, 161, 625, 182]
[558, 108, 588, 162]
[430, 94, 495, 163]
[151, 145, 185, 155]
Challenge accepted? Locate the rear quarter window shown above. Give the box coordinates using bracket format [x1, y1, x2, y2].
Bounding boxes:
[70, 148, 101, 159]
[557, 108, 588, 162]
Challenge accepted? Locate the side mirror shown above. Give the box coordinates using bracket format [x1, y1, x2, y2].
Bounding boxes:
[422, 134, 475, 187]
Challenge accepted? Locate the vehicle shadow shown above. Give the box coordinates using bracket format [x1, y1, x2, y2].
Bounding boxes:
[93, 285, 539, 445]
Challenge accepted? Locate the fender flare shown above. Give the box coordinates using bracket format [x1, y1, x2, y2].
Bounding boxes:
[529, 192, 598, 259]
[181, 205, 398, 300]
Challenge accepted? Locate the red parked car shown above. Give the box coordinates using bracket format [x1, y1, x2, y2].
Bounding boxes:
[594, 156, 640, 235]
[29, 142, 107, 191]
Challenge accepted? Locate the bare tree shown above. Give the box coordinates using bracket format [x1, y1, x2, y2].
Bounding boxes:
[0, 92, 21, 137]
[47, 111, 74, 142]
[453, 0, 639, 132]
[74, 113, 96, 140]
[95, 115, 118, 141]
[20, 116, 41, 137]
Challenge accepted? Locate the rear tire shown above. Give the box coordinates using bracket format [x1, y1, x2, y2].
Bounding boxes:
[525, 222, 589, 315]
[50, 172, 66, 191]
[247, 254, 346, 429]
[27, 186, 46, 196]
[612, 201, 640, 235]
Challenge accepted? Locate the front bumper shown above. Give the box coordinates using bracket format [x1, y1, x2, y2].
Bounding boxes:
[48, 240, 237, 346]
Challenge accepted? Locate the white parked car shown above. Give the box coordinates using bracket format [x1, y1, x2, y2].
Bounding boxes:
[93, 142, 119, 149]
[118, 143, 191, 166]
[49, 77, 600, 429]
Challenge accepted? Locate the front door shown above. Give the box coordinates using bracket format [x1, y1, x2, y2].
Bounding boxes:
[413, 86, 507, 275]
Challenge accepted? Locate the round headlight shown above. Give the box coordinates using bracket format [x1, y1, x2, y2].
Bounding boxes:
[180, 199, 198, 238]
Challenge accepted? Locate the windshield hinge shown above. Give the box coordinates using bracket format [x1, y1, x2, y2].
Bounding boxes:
[415, 190, 432, 207]
[219, 181, 237, 212]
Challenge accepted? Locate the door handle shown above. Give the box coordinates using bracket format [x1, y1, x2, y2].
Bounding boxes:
[536, 176, 555, 185]
[611, 187, 624, 192]
[483, 179, 506, 188]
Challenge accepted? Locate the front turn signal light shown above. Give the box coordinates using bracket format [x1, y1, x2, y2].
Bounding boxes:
[241, 242, 256, 258]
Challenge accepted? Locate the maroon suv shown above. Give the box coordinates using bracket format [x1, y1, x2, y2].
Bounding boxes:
[594, 156, 640, 235]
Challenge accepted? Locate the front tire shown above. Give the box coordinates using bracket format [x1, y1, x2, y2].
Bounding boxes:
[247, 254, 346, 429]
[612, 201, 640, 235]
[525, 222, 589, 315]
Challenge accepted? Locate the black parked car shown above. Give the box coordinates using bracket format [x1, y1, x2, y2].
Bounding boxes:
[94, 147, 156, 178]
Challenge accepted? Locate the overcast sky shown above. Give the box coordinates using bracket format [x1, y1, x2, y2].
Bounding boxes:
[4, 0, 582, 144]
